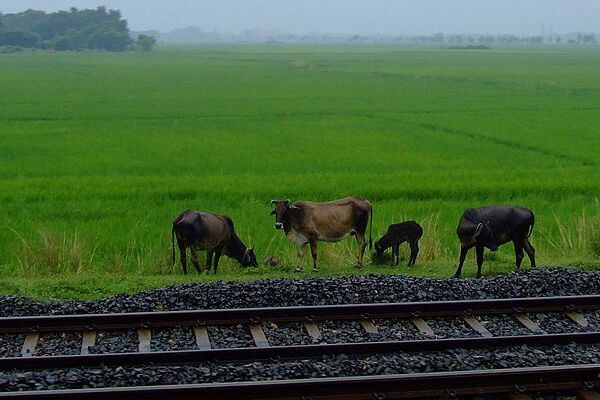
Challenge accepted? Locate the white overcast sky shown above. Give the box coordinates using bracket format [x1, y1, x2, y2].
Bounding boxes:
[1, 0, 598, 34]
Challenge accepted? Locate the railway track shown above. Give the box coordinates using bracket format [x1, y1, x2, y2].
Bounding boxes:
[2, 364, 600, 399]
[2, 295, 600, 398]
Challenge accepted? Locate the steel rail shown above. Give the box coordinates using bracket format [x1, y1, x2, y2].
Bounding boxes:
[0, 364, 599, 399]
[2, 331, 600, 370]
[1, 294, 599, 333]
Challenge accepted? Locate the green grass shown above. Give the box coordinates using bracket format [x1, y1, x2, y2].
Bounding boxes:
[0, 45, 599, 299]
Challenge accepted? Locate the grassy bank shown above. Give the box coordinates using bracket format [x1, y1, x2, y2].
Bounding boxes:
[0, 45, 599, 298]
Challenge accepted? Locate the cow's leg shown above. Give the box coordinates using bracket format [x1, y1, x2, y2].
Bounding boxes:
[454, 244, 470, 278]
[309, 239, 319, 272]
[514, 239, 524, 270]
[395, 245, 401, 266]
[190, 247, 202, 274]
[355, 232, 366, 268]
[409, 240, 419, 266]
[213, 247, 223, 274]
[206, 251, 214, 274]
[391, 245, 397, 266]
[354, 208, 369, 267]
[475, 244, 485, 278]
[178, 243, 188, 275]
[295, 244, 305, 272]
[524, 239, 536, 268]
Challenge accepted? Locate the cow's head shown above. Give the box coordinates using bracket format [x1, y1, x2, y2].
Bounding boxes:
[270, 199, 291, 229]
[373, 239, 386, 257]
[241, 246, 258, 267]
[472, 222, 498, 251]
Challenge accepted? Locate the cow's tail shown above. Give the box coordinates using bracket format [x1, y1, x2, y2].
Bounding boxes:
[368, 205, 373, 250]
[172, 224, 176, 266]
[528, 212, 535, 238]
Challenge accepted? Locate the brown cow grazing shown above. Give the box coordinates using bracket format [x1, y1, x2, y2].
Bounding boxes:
[374, 221, 423, 266]
[455, 205, 536, 278]
[270, 197, 372, 272]
[172, 210, 257, 274]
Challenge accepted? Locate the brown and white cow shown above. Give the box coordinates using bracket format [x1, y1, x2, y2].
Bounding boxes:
[172, 209, 257, 274]
[270, 197, 373, 272]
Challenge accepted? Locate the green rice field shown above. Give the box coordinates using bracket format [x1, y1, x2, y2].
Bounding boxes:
[0, 45, 599, 299]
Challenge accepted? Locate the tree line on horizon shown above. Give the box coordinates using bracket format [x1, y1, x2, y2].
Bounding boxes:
[0, 7, 155, 52]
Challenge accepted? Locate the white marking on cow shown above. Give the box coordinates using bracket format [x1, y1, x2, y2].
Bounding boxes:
[288, 229, 309, 246]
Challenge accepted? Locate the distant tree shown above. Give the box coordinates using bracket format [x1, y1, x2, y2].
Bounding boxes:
[0, 6, 133, 51]
[137, 34, 156, 51]
[583, 34, 596, 44]
[0, 31, 40, 47]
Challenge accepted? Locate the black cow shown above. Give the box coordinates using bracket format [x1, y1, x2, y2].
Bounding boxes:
[172, 210, 257, 274]
[374, 221, 423, 266]
[455, 205, 536, 278]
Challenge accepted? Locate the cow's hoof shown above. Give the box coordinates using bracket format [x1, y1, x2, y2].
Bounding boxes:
[354, 263, 363, 269]
[453, 273, 461, 278]
[294, 267, 302, 273]
[312, 268, 319, 273]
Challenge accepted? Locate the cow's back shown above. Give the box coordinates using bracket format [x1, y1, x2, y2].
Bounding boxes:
[461, 205, 534, 244]
[476, 205, 533, 226]
[295, 197, 370, 240]
[174, 210, 230, 250]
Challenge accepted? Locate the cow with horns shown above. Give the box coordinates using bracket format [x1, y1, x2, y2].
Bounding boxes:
[455, 205, 536, 278]
[270, 197, 373, 272]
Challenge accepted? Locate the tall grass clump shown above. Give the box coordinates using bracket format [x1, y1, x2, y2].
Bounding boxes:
[545, 210, 600, 260]
[13, 228, 97, 276]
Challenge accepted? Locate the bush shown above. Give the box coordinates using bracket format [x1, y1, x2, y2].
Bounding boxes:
[0, 45, 24, 53]
[137, 34, 156, 52]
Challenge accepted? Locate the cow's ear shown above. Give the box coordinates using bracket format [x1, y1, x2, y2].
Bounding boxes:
[289, 205, 301, 210]
[269, 209, 276, 216]
[474, 223, 484, 238]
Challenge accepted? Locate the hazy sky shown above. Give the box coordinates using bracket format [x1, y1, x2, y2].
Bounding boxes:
[1, 0, 598, 35]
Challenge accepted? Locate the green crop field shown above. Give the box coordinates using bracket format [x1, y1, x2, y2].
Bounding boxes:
[0, 45, 599, 299]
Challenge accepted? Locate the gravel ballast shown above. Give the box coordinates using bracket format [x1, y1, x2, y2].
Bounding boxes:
[33, 332, 82, 356]
[479, 314, 532, 336]
[262, 322, 313, 346]
[0, 334, 24, 358]
[1, 342, 599, 391]
[150, 326, 196, 352]
[1, 268, 599, 317]
[88, 330, 138, 354]
[2, 267, 600, 392]
[207, 324, 254, 349]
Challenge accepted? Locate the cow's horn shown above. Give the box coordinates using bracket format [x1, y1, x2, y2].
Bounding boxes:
[474, 222, 484, 237]
[270, 199, 277, 205]
[285, 199, 291, 204]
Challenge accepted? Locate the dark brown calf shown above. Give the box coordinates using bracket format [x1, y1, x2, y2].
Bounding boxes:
[374, 221, 423, 266]
[270, 196, 372, 272]
[455, 205, 535, 278]
[172, 210, 257, 274]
